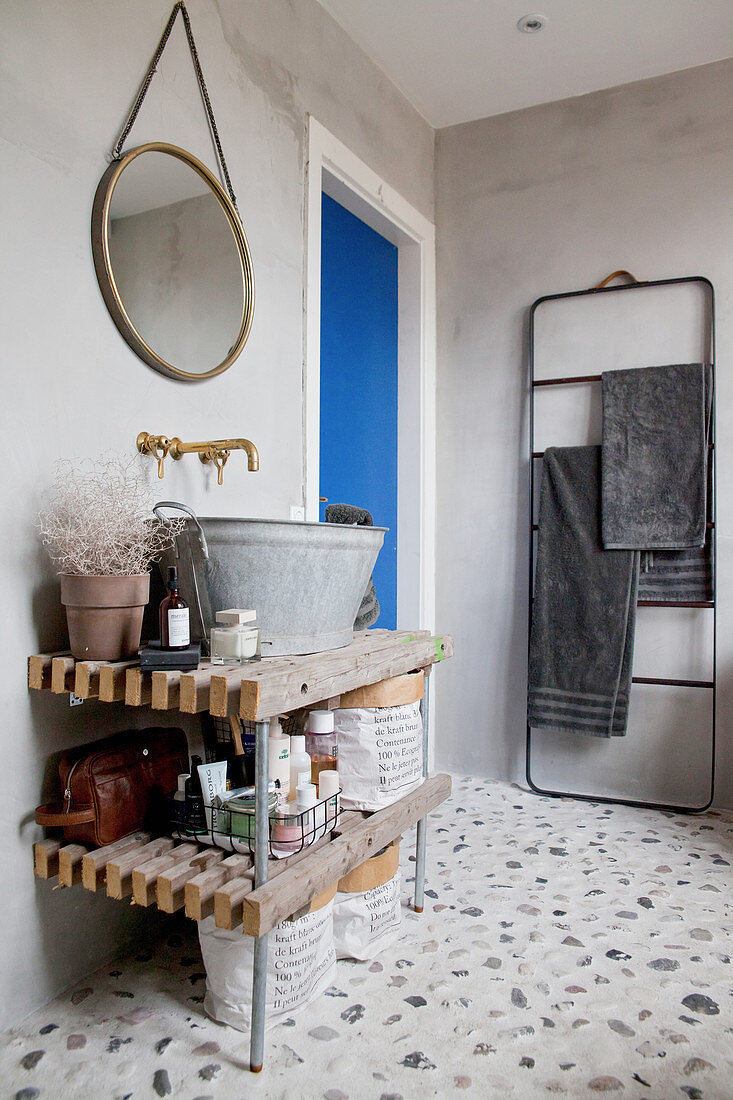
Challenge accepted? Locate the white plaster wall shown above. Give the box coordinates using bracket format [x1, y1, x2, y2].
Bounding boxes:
[0, 0, 432, 1027]
[434, 60, 733, 807]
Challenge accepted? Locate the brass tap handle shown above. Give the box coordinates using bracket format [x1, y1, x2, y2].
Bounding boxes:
[137, 433, 171, 478]
[209, 448, 230, 485]
[153, 442, 168, 479]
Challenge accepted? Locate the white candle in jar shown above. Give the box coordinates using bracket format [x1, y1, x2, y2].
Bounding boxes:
[210, 608, 261, 664]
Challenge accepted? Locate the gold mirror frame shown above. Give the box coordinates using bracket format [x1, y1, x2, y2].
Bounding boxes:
[91, 142, 255, 382]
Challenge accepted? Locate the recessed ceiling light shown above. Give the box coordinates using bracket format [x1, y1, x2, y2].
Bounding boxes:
[517, 13, 547, 33]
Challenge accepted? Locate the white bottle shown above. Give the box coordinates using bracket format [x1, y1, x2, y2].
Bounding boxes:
[268, 716, 290, 811]
[296, 781, 318, 845]
[289, 735, 312, 801]
[318, 769, 340, 834]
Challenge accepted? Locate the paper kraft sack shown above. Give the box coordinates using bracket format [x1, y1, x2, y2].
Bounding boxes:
[199, 886, 337, 1032]
[334, 844, 401, 960]
[338, 841, 400, 893]
[334, 871, 402, 960]
[339, 670, 423, 709]
[336, 673, 425, 811]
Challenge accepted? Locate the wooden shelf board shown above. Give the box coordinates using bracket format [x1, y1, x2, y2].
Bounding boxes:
[27, 630, 453, 719]
[131, 843, 201, 908]
[81, 831, 153, 892]
[239, 634, 452, 721]
[58, 844, 89, 887]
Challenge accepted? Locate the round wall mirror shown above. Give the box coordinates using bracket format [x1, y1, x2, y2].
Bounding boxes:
[91, 142, 255, 381]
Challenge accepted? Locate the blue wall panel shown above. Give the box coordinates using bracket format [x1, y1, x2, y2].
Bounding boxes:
[320, 193, 398, 629]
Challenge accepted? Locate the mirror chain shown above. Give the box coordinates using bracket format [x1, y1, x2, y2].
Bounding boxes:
[110, 1, 238, 211]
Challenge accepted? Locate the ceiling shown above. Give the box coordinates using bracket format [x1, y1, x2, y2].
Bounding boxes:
[316, 0, 733, 128]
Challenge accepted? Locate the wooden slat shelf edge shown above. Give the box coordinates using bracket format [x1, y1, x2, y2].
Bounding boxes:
[28, 651, 71, 691]
[211, 824, 350, 930]
[51, 656, 76, 694]
[237, 634, 453, 720]
[239, 773, 452, 937]
[58, 844, 89, 887]
[27, 631, 453, 719]
[107, 838, 176, 899]
[195, 630, 434, 717]
[131, 843, 202, 907]
[34, 839, 62, 879]
[125, 666, 152, 707]
[81, 831, 153, 892]
[100, 660, 140, 703]
[185, 853, 252, 921]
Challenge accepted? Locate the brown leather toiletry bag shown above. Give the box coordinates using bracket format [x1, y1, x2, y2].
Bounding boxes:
[35, 727, 187, 846]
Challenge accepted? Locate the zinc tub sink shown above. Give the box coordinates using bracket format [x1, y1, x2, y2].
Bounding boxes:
[156, 508, 386, 657]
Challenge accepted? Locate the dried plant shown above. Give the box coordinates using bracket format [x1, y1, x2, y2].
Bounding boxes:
[38, 456, 185, 576]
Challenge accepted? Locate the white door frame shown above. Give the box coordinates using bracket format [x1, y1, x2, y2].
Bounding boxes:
[304, 116, 436, 634]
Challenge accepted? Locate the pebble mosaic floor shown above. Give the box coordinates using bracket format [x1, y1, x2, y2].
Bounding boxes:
[2, 777, 732, 1100]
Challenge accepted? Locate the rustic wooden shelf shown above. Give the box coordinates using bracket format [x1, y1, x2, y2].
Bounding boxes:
[30, 627, 454, 1073]
[28, 629, 454, 718]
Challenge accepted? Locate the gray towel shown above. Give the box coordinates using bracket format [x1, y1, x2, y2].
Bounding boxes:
[528, 446, 640, 738]
[601, 363, 711, 550]
[324, 502, 380, 630]
[637, 538, 714, 604]
[324, 503, 374, 527]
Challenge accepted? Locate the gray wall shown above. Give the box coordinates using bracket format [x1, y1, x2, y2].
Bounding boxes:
[434, 59, 733, 806]
[0, 0, 432, 1027]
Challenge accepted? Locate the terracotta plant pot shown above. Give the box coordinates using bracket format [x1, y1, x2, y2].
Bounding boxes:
[60, 573, 150, 661]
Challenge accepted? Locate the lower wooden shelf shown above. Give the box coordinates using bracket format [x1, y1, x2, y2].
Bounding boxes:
[34, 773, 451, 935]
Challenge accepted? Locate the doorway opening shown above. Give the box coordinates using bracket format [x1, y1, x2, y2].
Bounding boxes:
[304, 118, 436, 633]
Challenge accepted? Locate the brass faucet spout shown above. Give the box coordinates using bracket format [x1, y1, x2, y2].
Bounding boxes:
[242, 439, 259, 471]
[169, 437, 259, 471]
[214, 438, 259, 471]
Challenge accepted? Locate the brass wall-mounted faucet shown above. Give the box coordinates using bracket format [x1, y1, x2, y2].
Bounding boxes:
[137, 432, 259, 485]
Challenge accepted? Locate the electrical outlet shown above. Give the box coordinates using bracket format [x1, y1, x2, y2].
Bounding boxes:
[69, 693, 84, 707]
[289, 505, 305, 522]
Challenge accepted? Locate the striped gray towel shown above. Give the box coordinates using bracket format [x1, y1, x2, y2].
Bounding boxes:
[637, 539, 714, 603]
[529, 446, 640, 738]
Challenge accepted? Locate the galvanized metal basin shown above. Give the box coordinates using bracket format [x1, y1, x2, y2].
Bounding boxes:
[156, 508, 385, 657]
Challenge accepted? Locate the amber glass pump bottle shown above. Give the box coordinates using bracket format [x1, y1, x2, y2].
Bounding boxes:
[159, 566, 190, 650]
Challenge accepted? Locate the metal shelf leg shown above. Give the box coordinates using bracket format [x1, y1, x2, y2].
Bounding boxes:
[414, 672, 430, 913]
[250, 718, 270, 1072]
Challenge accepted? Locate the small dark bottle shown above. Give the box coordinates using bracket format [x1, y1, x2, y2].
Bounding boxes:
[159, 566, 190, 650]
[185, 755, 206, 830]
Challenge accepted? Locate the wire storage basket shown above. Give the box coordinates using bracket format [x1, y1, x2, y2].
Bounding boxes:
[170, 788, 341, 858]
[203, 713, 307, 787]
